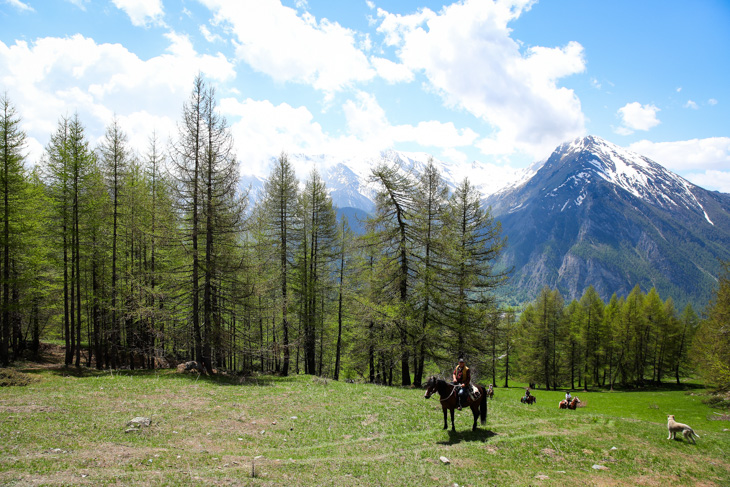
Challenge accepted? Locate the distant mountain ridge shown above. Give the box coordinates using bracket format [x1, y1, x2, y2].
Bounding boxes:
[241, 149, 535, 212]
[240, 136, 730, 308]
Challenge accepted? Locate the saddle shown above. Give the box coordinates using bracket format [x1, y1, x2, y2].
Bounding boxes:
[461, 384, 480, 402]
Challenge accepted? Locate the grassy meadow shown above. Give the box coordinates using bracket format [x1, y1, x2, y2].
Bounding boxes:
[1, 359, 729, 486]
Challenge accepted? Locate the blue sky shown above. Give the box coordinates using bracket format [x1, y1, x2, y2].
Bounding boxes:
[1, 0, 729, 191]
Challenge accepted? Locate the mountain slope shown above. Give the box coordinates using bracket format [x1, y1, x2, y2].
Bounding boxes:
[487, 135, 730, 307]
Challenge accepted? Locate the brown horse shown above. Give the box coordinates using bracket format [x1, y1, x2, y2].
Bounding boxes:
[558, 397, 581, 409]
[521, 394, 536, 404]
[424, 376, 487, 431]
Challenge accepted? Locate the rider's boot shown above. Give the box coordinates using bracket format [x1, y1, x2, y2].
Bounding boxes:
[457, 396, 462, 410]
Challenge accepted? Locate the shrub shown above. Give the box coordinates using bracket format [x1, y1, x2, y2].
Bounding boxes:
[0, 368, 37, 387]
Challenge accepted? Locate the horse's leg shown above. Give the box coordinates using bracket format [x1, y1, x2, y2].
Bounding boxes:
[471, 405, 478, 431]
[450, 407, 456, 431]
[442, 407, 448, 430]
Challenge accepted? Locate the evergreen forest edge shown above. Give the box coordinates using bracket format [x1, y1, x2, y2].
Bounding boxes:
[1, 77, 728, 393]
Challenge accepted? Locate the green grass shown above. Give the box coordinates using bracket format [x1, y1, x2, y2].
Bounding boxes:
[1, 367, 728, 486]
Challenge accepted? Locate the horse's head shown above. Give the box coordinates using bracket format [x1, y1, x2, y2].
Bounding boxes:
[424, 376, 438, 399]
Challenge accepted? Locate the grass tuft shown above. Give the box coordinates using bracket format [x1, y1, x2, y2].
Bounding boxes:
[0, 368, 38, 387]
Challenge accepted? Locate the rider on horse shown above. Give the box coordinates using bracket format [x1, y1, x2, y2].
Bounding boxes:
[452, 357, 471, 411]
[565, 391, 572, 403]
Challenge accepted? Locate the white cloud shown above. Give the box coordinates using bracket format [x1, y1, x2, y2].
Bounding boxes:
[628, 137, 730, 173]
[685, 170, 730, 193]
[342, 91, 480, 152]
[216, 91, 482, 176]
[370, 56, 413, 83]
[65, 0, 89, 10]
[393, 119, 478, 148]
[200, 25, 223, 43]
[4, 0, 34, 12]
[708, 98, 718, 106]
[613, 125, 633, 136]
[616, 102, 660, 133]
[375, 0, 586, 159]
[200, 0, 375, 94]
[0, 33, 235, 163]
[684, 100, 698, 110]
[112, 0, 165, 28]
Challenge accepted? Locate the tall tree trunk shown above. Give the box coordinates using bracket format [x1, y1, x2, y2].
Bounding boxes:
[334, 236, 344, 380]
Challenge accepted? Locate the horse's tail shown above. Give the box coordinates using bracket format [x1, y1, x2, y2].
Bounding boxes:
[480, 386, 487, 425]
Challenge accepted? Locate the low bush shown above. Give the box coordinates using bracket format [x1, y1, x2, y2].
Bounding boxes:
[0, 368, 37, 387]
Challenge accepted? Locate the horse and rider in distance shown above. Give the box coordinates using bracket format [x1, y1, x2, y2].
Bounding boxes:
[559, 390, 581, 409]
[521, 386, 536, 404]
[424, 357, 488, 431]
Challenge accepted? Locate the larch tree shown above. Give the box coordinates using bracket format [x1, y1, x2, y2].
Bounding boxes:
[368, 159, 417, 386]
[333, 216, 353, 381]
[171, 75, 207, 370]
[442, 177, 507, 364]
[692, 262, 730, 390]
[263, 152, 299, 376]
[0, 95, 27, 364]
[44, 114, 94, 366]
[98, 117, 130, 368]
[673, 303, 698, 384]
[296, 169, 337, 375]
[517, 287, 565, 390]
[200, 83, 243, 372]
[410, 158, 448, 386]
[579, 285, 604, 389]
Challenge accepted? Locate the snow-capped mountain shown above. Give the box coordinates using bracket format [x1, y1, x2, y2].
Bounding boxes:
[241, 149, 533, 212]
[486, 135, 730, 307]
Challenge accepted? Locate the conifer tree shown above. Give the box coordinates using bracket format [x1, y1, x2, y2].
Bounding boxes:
[411, 158, 448, 386]
[673, 303, 697, 384]
[0, 95, 27, 364]
[333, 216, 353, 381]
[442, 178, 507, 362]
[83, 160, 111, 368]
[579, 286, 604, 389]
[172, 75, 243, 373]
[296, 169, 337, 374]
[263, 152, 299, 376]
[693, 262, 730, 390]
[44, 114, 94, 365]
[369, 160, 416, 386]
[98, 117, 129, 367]
[517, 287, 564, 389]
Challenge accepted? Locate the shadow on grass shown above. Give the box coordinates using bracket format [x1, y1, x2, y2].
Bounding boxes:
[437, 428, 496, 445]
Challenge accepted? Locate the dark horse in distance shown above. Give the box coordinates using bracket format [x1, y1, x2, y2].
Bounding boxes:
[424, 376, 487, 431]
[521, 394, 536, 405]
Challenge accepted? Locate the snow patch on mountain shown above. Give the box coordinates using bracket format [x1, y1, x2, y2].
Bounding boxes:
[558, 136, 713, 222]
[243, 149, 531, 211]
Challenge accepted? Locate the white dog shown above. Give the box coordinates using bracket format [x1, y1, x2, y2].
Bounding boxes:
[667, 415, 700, 444]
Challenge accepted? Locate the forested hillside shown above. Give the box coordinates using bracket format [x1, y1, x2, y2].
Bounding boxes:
[0, 79, 727, 391]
